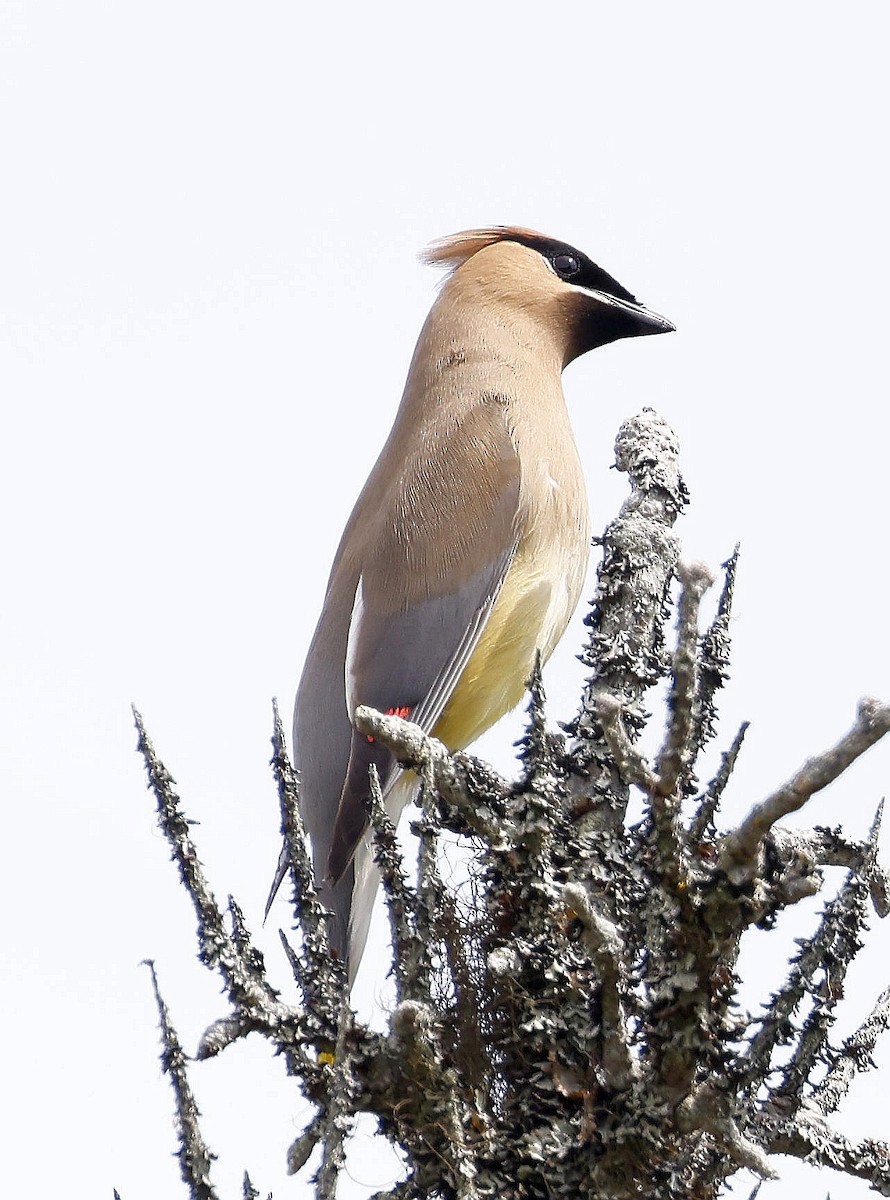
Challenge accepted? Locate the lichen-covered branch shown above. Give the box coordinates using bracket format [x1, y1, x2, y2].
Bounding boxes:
[270, 700, 345, 1024]
[765, 813, 890, 917]
[676, 1084, 776, 1178]
[567, 409, 688, 824]
[368, 764, 433, 1004]
[814, 983, 890, 1115]
[562, 881, 637, 1091]
[136, 411, 889, 1200]
[654, 559, 715, 798]
[756, 1104, 890, 1197]
[690, 722, 749, 840]
[135, 709, 321, 1084]
[692, 546, 738, 756]
[145, 959, 219, 1200]
[315, 999, 355, 1199]
[721, 697, 890, 882]
[354, 705, 508, 843]
[739, 865, 871, 1103]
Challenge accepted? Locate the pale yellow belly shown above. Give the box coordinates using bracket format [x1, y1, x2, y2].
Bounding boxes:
[433, 538, 585, 750]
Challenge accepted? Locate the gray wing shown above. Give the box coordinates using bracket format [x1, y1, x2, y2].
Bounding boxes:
[325, 399, 522, 884]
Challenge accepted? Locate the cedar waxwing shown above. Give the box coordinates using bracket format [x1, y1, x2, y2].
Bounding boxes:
[269, 227, 674, 985]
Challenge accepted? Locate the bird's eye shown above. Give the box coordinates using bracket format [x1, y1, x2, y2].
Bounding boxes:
[552, 253, 581, 279]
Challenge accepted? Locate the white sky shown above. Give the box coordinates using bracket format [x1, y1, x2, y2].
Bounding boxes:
[1, 3, 888, 1197]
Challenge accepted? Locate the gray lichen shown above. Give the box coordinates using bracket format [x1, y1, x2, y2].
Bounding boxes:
[137, 411, 890, 1200]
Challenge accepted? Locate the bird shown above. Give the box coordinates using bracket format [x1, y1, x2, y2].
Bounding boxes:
[267, 226, 674, 986]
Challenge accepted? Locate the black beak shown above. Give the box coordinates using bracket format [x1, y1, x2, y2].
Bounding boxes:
[571, 288, 675, 356]
[591, 290, 675, 336]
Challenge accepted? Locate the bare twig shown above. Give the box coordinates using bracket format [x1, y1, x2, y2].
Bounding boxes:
[721, 698, 890, 881]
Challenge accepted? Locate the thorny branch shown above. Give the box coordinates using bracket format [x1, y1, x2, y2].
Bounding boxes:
[136, 410, 889, 1200]
[144, 960, 218, 1200]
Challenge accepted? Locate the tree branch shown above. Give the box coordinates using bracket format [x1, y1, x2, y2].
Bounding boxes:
[654, 559, 715, 797]
[145, 960, 219, 1200]
[721, 698, 890, 882]
[136, 410, 890, 1200]
[354, 706, 508, 842]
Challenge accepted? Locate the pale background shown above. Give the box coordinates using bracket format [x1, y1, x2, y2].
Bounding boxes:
[1, 3, 887, 1197]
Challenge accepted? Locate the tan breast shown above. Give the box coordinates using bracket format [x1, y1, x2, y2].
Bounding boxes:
[433, 380, 590, 751]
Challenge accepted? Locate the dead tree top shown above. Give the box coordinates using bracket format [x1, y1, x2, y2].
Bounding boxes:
[136, 410, 890, 1200]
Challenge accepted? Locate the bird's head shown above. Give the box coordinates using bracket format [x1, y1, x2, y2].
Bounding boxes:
[422, 226, 674, 366]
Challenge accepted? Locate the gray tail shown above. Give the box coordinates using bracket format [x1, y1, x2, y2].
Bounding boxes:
[264, 841, 354, 973]
[319, 864, 354, 966]
[263, 843, 290, 923]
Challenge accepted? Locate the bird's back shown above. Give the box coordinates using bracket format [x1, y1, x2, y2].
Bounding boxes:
[287, 229, 672, 981]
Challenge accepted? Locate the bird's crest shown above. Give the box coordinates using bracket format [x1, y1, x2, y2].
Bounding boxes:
[420, 226, 551, 276]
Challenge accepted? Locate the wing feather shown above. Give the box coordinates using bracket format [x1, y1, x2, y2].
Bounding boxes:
[326, 398, 521, 882]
